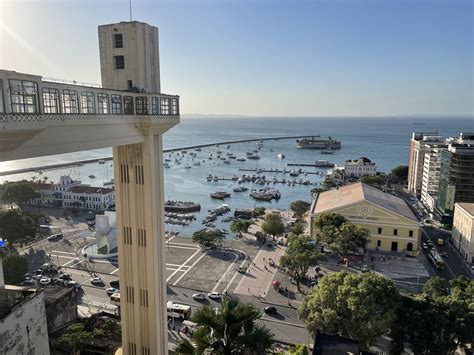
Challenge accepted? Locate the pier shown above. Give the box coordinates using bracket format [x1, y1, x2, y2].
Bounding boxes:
[287, 162, 335, 168]
[0, 135, 318, 177]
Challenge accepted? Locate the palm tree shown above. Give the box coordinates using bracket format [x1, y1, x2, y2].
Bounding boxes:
[175, 298, 274, 355]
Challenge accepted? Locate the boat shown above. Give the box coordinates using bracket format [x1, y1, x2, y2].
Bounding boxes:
[250, 188, 281, 201]
[103, 179, 114, 186]
[233, 186, 249, 192]
[289, 169, 299, 177]
[321, 149, 334, 154]
[193, 162, 201, 166]
[98, 159, 106, 164]
[163, 163, 171, 168]
[296, 136, 341, 150]
[277, 153, 285, 159]
[185, 165, 191, 169]
[165, 201, 201, 213]
[195, 147, 202, 151]
[314, 160, 335, 167]
[88, 174, 96, 178]
[223, 160, 230, 164]
[237, 157, 246, 161]
[210, 191, 231, 199]
[247, 154, 260, 160]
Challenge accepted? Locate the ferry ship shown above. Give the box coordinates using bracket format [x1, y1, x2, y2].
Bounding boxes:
[296, 136, 341, 150]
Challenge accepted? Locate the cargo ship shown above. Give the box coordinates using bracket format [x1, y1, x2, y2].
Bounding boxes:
[296, 136, 341, 150]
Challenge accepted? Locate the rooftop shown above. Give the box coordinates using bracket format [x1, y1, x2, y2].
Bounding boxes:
[312, 182, 419, 221]
[70, 186, 114, 194]
[0, 285, 40, 320]
[456, 203, 474, 217]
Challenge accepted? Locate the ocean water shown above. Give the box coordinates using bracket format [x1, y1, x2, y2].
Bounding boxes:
[0, 116, 472, 235]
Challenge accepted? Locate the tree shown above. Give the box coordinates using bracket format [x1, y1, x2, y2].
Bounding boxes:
[289, 200, 311, 218]
[92, 318, 122, 341]
[175, 298, 274, 354]
[57, 323, 94, 353]
[310, 187, 328, 195]
[291, 221, 305, 236]
[360, 175, 386, 187]
[422, 276, 447, 298]
[2, 253, 28, 285]
[391, 165, 409, 181]
[280, 235, 321, 290]
[252, 207, 266, 218]
[229, 220, 252, 235]
[261, 213, 285, 240]
[0, 180, 39, 209]
[287, 344, 309, 355]
[192, 229, 225, 249]
[313, 212, 346, 231]
[0, 209, 37, 243]
[299, 272, 399, 348]
[449, 276, 474, 303]
[321, 222, 369, 261]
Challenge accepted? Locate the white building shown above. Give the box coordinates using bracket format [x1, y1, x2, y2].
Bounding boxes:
[344, 157, 377, 178]
[407, 132, 445, 197]
[31, 175, 114, 210]
[420, 143, 446, 211]
[452, 203, 474, 264]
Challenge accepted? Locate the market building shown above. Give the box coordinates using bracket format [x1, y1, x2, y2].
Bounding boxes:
[310, 182, 422, 255]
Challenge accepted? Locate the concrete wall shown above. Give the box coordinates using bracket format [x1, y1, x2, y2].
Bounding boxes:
[44, 287, 78, 332]
[0, 291, 50, 355]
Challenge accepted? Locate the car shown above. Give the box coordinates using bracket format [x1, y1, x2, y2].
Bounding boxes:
[65, 280, 80, 288]
[439, 252, 448, 258]
[426, 240, 433, 246]
[264, 306, 277, 315]
[110, 280, 120, 289]
[207, 292, 221, 300]
[192, 292, 205, 301]
[422, 243, 428, 250]
[91, 277, 103, 285]
[34, 269, 43, 276]
[24, 277, 35, 285]
[106, 287, 118, 296]
[58, 273, 72, 281]
[39, 277, 51, 285]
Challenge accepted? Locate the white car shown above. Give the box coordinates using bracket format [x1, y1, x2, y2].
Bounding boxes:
[39, 277, 51, 285]
[24, 277, 35, 285]
[192, 292, 205, 301]
[422, 243, 428, 250]
[91, 277, 103, 285]
[207, 292, 221, 300]
[106, 287, 118, 296]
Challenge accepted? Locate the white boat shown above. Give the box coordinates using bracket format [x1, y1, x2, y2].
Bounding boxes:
[237, 157, 246, 161]
[277, 153, 285, 159]
[163, 163, 171, 168]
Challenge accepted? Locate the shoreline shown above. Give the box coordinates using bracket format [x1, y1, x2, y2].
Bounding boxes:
[0, 135, 317, 177]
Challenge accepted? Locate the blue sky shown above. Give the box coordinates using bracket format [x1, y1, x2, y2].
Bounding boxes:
[0, 0, 472, 116]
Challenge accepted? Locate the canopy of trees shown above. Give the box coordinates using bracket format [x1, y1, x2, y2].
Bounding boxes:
[175, 298, 274, 354]
[290, 221, 306, 236]
[0, 180, 39, 209]
[252, 207, 266, 218]
[391, 165, 409, 181]
[192, 229, 225, 249]
[2, 253, 28, 285]
[289, 200, 311, 218]
[229, 220, 252, 234]
[280, 235, 321, 289]
[261, 213, 285, 239]
[299, 272, 399, 348]
[360, 175, 387, 187]
[0, 209, 37, 243]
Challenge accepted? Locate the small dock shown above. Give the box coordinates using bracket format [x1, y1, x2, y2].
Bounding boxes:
[287, 162, 335, 168]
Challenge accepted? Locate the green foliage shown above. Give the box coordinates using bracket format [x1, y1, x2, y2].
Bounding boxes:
[449, 276, 474, 303]
[175, 298, 274, 354]
[313, 212, 346, 231]
[280, 235, 321, 288]
[391, 165, 409, 181]
[252, 207, 266, 218]
[261, 213, 285, 237]
[92, 318, 122, 341]
[311, 187, 328, 195]
[291, 221, 306, 236]
[0, 180, 39, 209]
[320, 222, 369, 260]
[289, 200, 311, 217]
[300, 272, 399, 348]
[229, 220, 252, 234]
[2, 253, 28, 285]
[192, 229, 225, 248]
[360, 175, 387, 187]
[422, 276, 448, 298]
[0, 209, 37, 243]
[323, 179, 336, 188]
[57, 323, 94, 352]
[287, 344, 309, 355]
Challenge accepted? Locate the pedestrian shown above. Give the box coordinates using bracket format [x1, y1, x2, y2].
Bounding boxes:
[248, 287, 250, 292]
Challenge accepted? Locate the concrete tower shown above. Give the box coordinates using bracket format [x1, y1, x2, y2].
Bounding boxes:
[98, 21, 161, 93]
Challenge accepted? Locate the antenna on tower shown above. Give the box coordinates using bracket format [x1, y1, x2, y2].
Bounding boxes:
[129, 0, 133, 21]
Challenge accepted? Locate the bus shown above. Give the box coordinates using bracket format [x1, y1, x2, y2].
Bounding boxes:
[428, 249, 445, 270]
[110, 293, 121, 307]
[167, 301, 192, 320]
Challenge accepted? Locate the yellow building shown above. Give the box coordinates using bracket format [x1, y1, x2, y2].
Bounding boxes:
[310, 182, 422, 255]
[452, 203, 474, 264]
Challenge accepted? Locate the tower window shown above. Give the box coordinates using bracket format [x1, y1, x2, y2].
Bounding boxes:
[114, 33, 123, 48]
[114, 55, 125, 70]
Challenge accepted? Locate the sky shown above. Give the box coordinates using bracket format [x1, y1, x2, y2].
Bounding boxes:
[0, 0, 472, 117]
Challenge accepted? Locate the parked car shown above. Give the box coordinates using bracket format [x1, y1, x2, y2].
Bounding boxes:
[264, 306, 277, 315]
[422, 243, 428, 250]
[109, 280, 120, 289]
[24, 277, 35, 285]
[34, 269, 43, 276]
[207, 292, 221, 300]
[439, 252, 448, 258]
[106, 287, 118, 296]
[47, 233, 63, 241]
[91, 277, 103, 285]
[39, 277, 51, 285]
[58, 273, 72, 281]
[192, 292, 205, 301]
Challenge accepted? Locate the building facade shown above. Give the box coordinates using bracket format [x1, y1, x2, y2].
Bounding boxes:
[407, 132, 444, 197]
[452, 203, 474, 264]
[420, 144, 446, 211]
[30, 175, 115, 210]
[310, 182, 421, 255]
[435, 139, 474, 223]
[344, 157, 377, 178]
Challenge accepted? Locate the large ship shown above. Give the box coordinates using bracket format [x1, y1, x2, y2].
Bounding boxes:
[296, 136, 341, 150]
